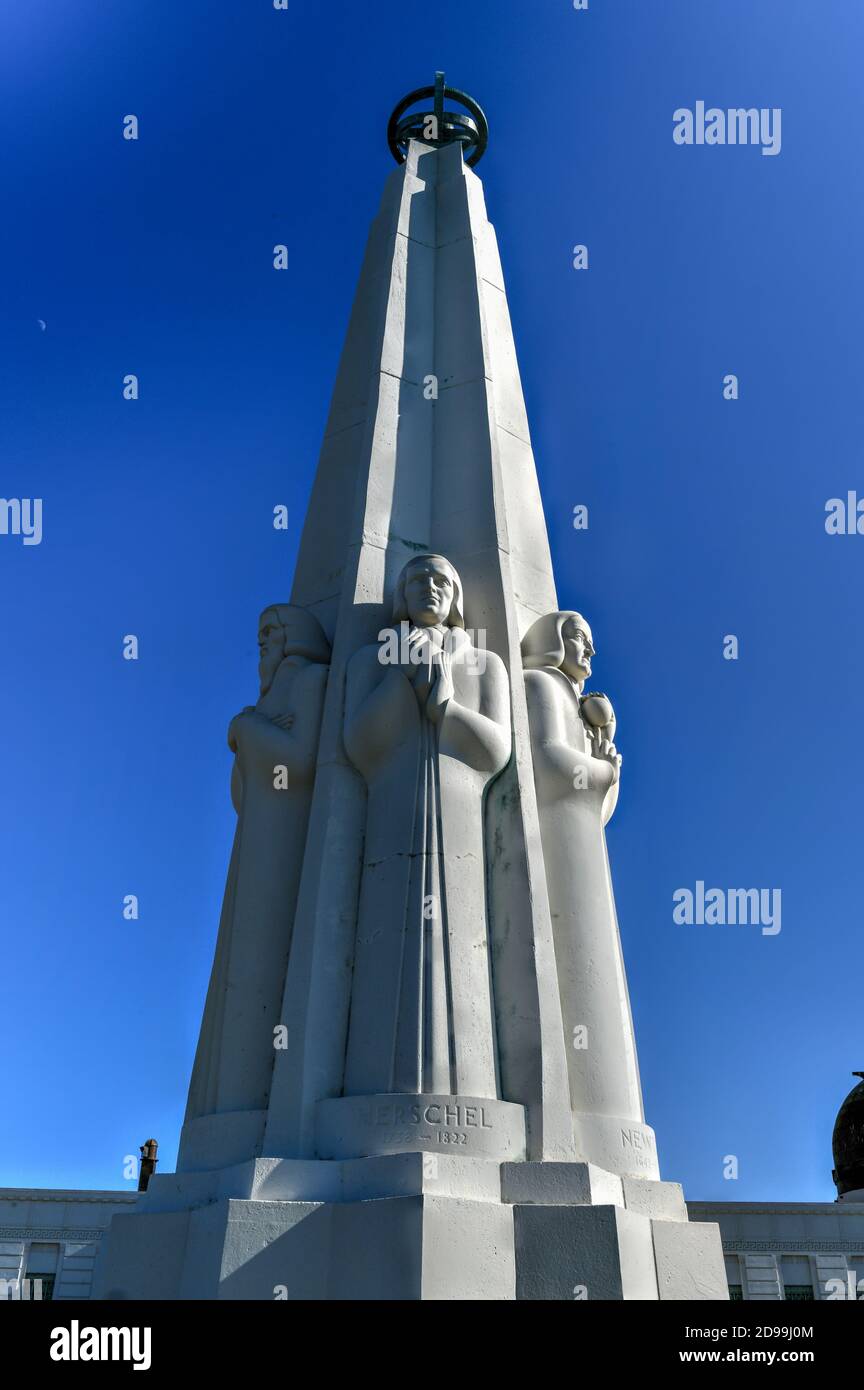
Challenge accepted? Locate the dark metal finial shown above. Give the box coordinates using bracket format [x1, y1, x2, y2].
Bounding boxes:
[138, 1138, 158, 1193]
[387, 73, 488, 167]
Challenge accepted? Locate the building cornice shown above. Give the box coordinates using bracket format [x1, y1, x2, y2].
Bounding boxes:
[688, 1201, 864, 1215]
[0, 1188, 139, 1204]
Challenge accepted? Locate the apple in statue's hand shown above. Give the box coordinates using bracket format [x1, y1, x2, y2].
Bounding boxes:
[580, 691, 621, 786]
[580, 691, 615, 741]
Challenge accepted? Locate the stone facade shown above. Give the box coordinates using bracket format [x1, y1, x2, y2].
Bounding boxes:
[0, 1189, 138, 1300]
[687, 1200, 864, 1301]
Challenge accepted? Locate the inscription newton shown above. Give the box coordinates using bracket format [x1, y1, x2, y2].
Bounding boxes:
[621, 1127, 655, 1151]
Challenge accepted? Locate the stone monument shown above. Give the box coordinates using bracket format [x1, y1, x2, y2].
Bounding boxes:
[95, 76, 728, 1301]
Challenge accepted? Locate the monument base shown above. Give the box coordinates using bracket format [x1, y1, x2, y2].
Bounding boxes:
[93, 1155, 728, 1301]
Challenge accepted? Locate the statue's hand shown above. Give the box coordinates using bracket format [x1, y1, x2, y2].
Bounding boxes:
[425, 653, 454, 725]
[404, 627, 436, 703]
[586, 726, 622, 785]
[270, 712, 295, 731]
[403, 627, 430, 672]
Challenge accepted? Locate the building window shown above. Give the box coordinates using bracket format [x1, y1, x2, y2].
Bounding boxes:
[724, 1254, 744, 1300]
[780, 1256, 815, 1302]
[24, 1242, 59, 1301]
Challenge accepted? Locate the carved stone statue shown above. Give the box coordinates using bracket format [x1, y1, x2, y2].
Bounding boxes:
[342, 554, 511, 1099]
[182, 604, 330, 1146]
[522, 610, 658, 1177]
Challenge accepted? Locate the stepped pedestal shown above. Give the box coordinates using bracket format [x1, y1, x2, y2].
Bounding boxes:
[95, 1153, 727, 1301]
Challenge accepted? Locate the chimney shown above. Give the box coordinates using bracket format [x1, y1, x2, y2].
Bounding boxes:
[137, 1138, 158, 1192]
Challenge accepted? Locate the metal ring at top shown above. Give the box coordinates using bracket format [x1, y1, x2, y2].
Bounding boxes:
[387, 73, 489, 167]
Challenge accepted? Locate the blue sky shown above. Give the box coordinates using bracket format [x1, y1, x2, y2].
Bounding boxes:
[1, 0, 860, 1202]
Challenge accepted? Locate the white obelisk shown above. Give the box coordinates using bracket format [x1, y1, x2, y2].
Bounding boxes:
[95, 88, 728, 1300]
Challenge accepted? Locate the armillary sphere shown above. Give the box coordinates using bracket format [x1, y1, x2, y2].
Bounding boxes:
[387, 72, 489, 168]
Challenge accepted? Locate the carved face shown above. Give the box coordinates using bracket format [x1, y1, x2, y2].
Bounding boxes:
[560, 616, 594, 684]
[258, 617, 285, 695]
[403, 558, 455, 628]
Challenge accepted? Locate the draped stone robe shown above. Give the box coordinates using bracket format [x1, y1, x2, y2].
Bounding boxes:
[182, 655, 328, 1137]
[524, 665, 653, 1176]
[343, 627, 511, 1099]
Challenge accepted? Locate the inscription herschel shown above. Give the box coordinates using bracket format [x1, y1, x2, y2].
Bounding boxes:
[316, 1092, 526, 1163]
[360, 1101, 494, 1130]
